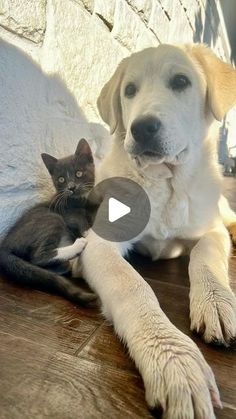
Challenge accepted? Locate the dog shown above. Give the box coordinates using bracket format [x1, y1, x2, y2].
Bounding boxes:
[80, 44, 236, 418]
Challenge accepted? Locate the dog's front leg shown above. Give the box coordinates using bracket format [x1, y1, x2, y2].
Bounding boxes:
[81, 230, 221, 418]
[189, 223, 236, 346]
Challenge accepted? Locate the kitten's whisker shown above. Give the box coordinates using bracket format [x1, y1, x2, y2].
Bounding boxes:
[54, 193, 65, 213]
[79, 182, 94, 189]
[62, 195, 68, 213]
[49, 193, 61, 207]
[81, 184, 94, 192]
[49, 192, 64, 210]
[83, 181, 94, 185]
[58, 194, 67, 214]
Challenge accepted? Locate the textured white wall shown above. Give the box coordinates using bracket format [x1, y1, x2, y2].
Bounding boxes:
[0, 0, 235, 235]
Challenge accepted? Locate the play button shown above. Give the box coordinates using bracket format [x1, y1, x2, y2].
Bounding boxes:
[87, 177, 151, 242]
[108, 198, 130, 222]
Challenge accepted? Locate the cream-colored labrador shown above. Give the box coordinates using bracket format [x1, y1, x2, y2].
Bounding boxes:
[80, 44, 236, 418]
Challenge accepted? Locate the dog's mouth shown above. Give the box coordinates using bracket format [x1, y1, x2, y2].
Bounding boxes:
[139, 150, 165, 161]
[136, 151, 165, 166]
[141, 150, 164, 158]
[132, 147, 188, 168]
[128, 147, 165, 163]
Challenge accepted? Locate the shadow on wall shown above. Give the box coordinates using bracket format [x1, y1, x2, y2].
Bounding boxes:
[193, 0, 230, 164]
[218, 118, 229, 164]
[219, 0, 236, 66]
[193, 0, 219, 46]
[0, 40, 109, 236]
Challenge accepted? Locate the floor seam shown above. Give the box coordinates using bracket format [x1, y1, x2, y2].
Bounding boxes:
[144, 277, 190, 289]
[222, 401, 236, 411]
[74, 320, 105, 356]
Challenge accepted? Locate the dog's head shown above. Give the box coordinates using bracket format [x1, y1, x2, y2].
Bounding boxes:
[97, 44, 236, 166]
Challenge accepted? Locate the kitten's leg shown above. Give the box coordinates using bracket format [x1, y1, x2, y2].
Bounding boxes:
[33, 238, 87, 266]
[70, 257, 83, 278]
[53, 238, 87, 262]
[48, 261, 71, 276]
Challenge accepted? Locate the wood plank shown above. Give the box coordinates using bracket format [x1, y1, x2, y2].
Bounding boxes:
[217, 407, 236, 419]
[128, 252, 190, 287]
[0, 277, 102, 356]
[0, 332, 151, 419]
[77, 321, 137, 373]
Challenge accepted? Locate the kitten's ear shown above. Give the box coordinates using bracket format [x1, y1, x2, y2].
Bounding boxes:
[75, 138, 93, 158]
[41, 153, 58, 174]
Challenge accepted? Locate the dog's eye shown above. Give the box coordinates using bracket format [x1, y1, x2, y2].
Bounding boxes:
[124, 83, 137, 98]
[169, 74, 191, 91]
[58, 176, 65, 183]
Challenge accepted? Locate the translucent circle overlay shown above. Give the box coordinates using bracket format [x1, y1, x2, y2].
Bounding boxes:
[88, 177, 151, 242]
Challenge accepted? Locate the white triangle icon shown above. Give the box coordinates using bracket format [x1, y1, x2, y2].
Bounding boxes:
[108, 197, 131, 223]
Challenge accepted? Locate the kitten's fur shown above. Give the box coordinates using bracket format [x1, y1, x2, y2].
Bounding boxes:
[0, 139, 96, 305]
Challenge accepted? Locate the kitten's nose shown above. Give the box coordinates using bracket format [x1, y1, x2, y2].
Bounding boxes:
[68, 182, 76, 192]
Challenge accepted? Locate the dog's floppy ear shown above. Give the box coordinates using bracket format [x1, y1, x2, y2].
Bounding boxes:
[189, 44, 236, 121]
[97, 58, 127, 134]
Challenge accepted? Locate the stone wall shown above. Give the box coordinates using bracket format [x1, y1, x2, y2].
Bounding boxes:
[0, 0, 235, 235]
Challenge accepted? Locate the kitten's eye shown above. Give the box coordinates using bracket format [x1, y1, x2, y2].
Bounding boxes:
[58, 176, 65, 183]
[169, 74, 191, 91]
[124, 82, 137, 98]
[76, 170, 83, 178]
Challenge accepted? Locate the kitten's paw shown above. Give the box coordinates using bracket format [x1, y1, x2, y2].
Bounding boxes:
[74, 238, 87, 255]
[69, 286, 97, 306]
[190, 279, 236, 346]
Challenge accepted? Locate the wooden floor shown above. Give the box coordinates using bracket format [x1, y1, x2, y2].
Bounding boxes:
[0, 178, 236, 419]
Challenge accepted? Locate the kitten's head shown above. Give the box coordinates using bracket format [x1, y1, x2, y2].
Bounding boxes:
[41, 139, 95, 199]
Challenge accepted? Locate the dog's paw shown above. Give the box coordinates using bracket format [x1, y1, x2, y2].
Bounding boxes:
[143, 332, 221, 418]
[228, 222, 236, 246]
[190, 279, 236, 346]
[74, 238, 87, 255]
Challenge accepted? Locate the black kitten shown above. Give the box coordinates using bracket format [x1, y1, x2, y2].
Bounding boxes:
[0, 139, 96, 305]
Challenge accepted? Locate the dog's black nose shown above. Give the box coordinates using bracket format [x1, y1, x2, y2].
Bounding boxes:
[131, 117, 162, 143]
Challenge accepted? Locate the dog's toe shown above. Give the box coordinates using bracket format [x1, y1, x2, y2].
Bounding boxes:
[191, 286, 236, 347]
